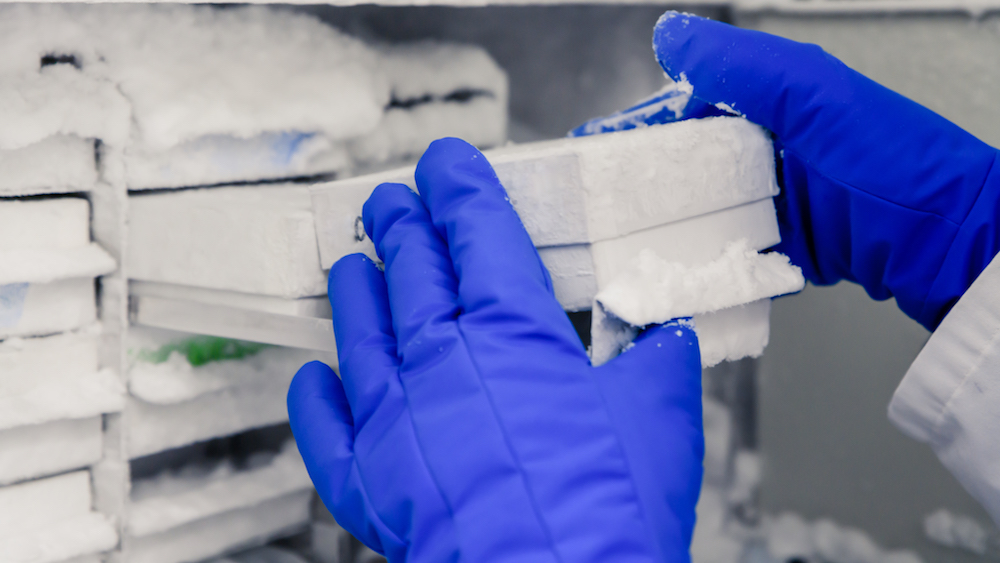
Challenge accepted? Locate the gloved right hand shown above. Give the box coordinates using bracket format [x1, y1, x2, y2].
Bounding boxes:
[288, 138, 704, 563]
[574, 12, 1000, 332]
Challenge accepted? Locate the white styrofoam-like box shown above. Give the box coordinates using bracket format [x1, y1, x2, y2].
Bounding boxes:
[126, 490, 313, 563]
[0, 417, 103, 486]
[0, 136, 98, 197]
[128, 442, 311, 538]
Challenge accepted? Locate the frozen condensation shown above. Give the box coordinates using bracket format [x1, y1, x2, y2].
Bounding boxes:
[129, 440, 311, 537]
[0, 5, 385, 151]
[0, 136, 98, 196]
[596, 240, 804, 328]
[126, 327, 335, 457]
[0, 417, 102, 486]
[924, 508, 989, 555]
[127, 490, 312, 563]
[0, 471, 118, 563]
[350, 41, 509, 167]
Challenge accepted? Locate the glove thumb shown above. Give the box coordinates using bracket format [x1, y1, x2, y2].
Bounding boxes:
[652, 11, 992, 196]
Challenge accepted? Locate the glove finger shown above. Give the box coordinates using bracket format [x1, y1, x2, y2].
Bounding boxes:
[596, 321, 704, 555]
[569, 82, 728, 137]
[414, 138, 577, 343]
[286, 360, 386, 552]
[652, 11, 995, 218]
[328, 253, 402, 428]
[361, 183, 464, 366]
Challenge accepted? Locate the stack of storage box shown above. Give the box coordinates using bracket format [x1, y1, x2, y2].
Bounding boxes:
[0, 4, 508, 562]
[0, 71, 123, 561]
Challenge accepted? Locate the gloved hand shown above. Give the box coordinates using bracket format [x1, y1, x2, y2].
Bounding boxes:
[288, 138, 704, 563]
[573, 12, 1000, 331]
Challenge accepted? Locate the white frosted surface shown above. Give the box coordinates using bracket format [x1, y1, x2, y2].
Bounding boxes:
[0, 197, 89, 251]
[0, 368, 124, 431]
[764, 513, 923, 563]
[1, 245, 117, 286]
[591, 299, 771, 369]
[0, 65, 130, 151]
[125, 133, 351, 191]
[0, 5, 386, 152]
[378, 41, 507, 102]
[0, 417, 102, 486]
[126, 338, 317, 455]
[313, 116, 778, 270]
[0, 511, 117, 563]
[127, 490, 312, 563]
[0, 136, 97, 195]
[540, 198, 781, 311]
[129, 440, 311, 537]
[596, 240, 804, 327]
[0, 326, 100, 396]
[129, 332, 332, 405]
[0, 278, 98, 338]
[923, 508, 989, 555]
[0, 471, 92, 534]
[350, 41, 508, 166]
[693, 300, 772, 368]
[128, 186, 325, 298]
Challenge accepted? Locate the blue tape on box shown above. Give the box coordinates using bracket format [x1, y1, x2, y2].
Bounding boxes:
[0, 283, 29, 328]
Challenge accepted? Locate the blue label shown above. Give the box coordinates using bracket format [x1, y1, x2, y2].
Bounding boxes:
[0, 283, 29, 328]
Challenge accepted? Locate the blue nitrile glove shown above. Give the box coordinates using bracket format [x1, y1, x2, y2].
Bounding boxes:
[573, 12, 1000, 331]
[288, 138, 704, 562]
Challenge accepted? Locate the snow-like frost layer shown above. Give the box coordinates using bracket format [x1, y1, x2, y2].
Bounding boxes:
[350, 41, 508, 167]
[127, 326, 335, 405]
[0, 471, 118, 562]
[596, 239, 804, 327]
[0, 136, 97, 196]
[0, 512, 118, 563]
[0, 5, 386, 152]
[129, 440, 311, 537]
[0, 416, 102, 486]
[0, 368, 123, 431]
[125, 132, 351, 191]
[0, 197, 90, 250]
[0, 326, 99, 395]
[0, 65, 130, 151]
[0, 278, 99, 338]
[924, 509, 989, 555]
[127, 490, 312, 563]
[128, 186, 324, 298]
[0, 245, 116, 285]
[126, 329, 334, 456]
[764, 513, 923, 563]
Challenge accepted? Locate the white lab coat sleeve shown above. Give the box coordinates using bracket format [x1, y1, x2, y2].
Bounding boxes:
[889, 251, 1000, 526]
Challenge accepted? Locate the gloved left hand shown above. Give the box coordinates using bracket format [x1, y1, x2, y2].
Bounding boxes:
[288, 138, 704, 562]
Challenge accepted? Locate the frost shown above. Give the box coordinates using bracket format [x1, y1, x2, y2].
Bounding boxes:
[596, 239, 805, 328]
[924, 508, 989, 555]
[129, 440, 312, 537]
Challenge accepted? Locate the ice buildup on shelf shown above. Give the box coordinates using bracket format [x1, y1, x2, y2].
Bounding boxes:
[0, 62, 129, 196]
[126, 327, 336, 458]
[127, 439, 313, 563]
[0, 4, 383, 190]
[0, 5, 509, 191]
[0, 471, 118, 563]
[349, 41, 508, 169]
